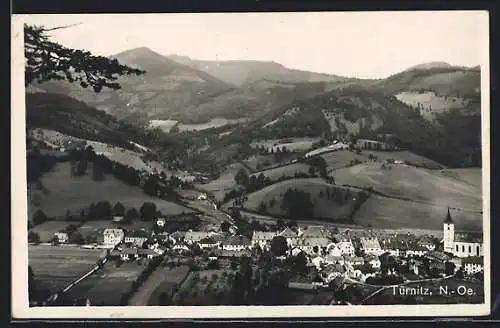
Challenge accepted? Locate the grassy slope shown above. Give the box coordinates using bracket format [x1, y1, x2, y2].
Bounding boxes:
[243, 178, 359, 221]
[331, 163, 482, 230]
[250, 163, 311, 181]
[28, 245, 103, 293]
[29, 162, 193, 218]
[334, 163, 481, 210]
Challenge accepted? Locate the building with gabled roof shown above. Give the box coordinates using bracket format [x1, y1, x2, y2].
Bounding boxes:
[221, 235, 251, 251]
[278, 227, 299, 246]
[463, 256, 484, 275]
[124, 230, 150, 247]
[360, 236, 383, 256]
[251, 231, 277, 250]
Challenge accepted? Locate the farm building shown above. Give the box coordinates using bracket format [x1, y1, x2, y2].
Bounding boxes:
[463, 256, 484, 275]
[54, 232, 68, 244]
[124, 230, 150, 247]
[221, 235, 251, 251]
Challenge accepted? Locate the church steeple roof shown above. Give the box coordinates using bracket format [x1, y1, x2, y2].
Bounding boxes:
[444, 207, 453, 224]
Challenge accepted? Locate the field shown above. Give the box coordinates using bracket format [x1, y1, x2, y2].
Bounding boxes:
[147, 265, 191, 305]
[243, 154, 294, 172]
[149, 119, 179, 132]
[357, 150, 445, 169]
[334, 163, 481, 211]
[251, 137, 321, 153]
[28, 245, 104, 293]
[31, 128, 155, 172]
[353, 195, 482, 231]
[64, 261, 147, 306]
[177, 117, 247, 132]
[395, 91, 469, 120]
[250, 163, 311, 181]
[171, 269, 235, 305]
[437, 168, 482, 188]
[195, 163, 247, 201]
[321, 150, 369, 171]
[243, 178, 360, 221]
[31, 162, 194, 218]
[29, 221, 81, 242]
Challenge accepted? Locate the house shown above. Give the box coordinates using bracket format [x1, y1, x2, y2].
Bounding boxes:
[442, 207, 484, 258]
[197, 193, 208, 200]
[278, 227, 299, 247]
[406, 245, 429, 257]
[360, 237, 383, 256]
[356, 138, 393, 150]
[418, 236, 436, 251]
[153, 245, 167, 256]
[124, 230, 150, 247]
[120, 248, 139, 261]
[168, 231, 186, 244]
[332, 236, 356, 256]
[185, 231, 212, 245]
[251, 231, 277, 250]
[221, 235, 251, 251]
[297, 237, 332, 255]
[156, 218, 166, 227]
[463, 256, 484, 275]
[311, 256, 325, 269]
[365, 255, 381, 269]
[324, 255, 345, 266]
[299, 226, 328, 239]
[198, 236, 219, 249]
[103, 229, 124, 247]
[54, 232, 68, 244]
[425, 250, 451, 263]
[172, 243, 189, 252]
[327, 243, 343, 257]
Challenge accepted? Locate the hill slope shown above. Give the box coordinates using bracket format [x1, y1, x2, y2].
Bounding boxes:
[31, 47, 233, 125]
[167, 55, 349, 86]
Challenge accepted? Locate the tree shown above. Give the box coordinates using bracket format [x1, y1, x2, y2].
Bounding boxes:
[24, 24, 145, 92]
[220, 221, 231, 233]
[28, 231, 40, 243]
[92, 160, 105, 181]
[158, 292, 170, 305]
[445, 261, 456, 276]
[76, 159, 88, 176]
[32, 209, 48, 226]
[69, 232, 85, 245]
[234, 168, 249, 186]
[270, 236, 288, 257]
[113, 202, 126, 217]
[257, 201, 267, 213]
[139, 202, 157, 221]
[125, 208, 138, 223]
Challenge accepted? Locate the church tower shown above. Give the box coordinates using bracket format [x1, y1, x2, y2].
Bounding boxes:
[443, 207, 455, 253]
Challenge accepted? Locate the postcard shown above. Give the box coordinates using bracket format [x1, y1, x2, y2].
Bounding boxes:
[11, 11, 490, 319]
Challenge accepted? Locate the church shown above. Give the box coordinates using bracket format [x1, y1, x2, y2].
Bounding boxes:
[442, 207, 483, 258]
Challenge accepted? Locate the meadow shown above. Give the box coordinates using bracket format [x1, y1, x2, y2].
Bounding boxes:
[250, 162, 311, 181]
[251, 137, 321, 153]
[31, 162, 194, 218]
[29, 221, 79, 242]
[243, 178, 360, 221]
[334, 162, 482, 212]
[28, 245, 104, 293]
[147, 265, 191, 305]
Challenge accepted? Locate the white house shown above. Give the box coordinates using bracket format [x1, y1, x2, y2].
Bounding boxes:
[124, 230, 150, 247]
[365, 255, 381, 269]
[251, 231, 277, 250]
[443, 208, 484, 258]
[406, 245, 429, 257]
[463, 256, 484, 275]
[156, 218, 166, 228]
[360, 237, 383, 256]
[103, 229, 124, 247]
[278, 227, 299, 247]
[297, 237, 331, 255]
[197, 193, 208, 200]
[336, 239, 356, 256]
[198, 236, 219, 249]
[54, 232, 68, 244]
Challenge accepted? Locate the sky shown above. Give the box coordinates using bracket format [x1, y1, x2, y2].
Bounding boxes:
[16, 11, 488, 79]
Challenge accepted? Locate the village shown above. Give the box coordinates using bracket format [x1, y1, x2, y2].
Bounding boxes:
[31, 195, 484, 306]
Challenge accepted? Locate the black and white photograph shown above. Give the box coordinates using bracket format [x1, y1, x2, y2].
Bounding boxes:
[11, 11, 490, 318]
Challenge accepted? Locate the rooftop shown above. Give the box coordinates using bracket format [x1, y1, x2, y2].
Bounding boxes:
[463, 256, 483, 265]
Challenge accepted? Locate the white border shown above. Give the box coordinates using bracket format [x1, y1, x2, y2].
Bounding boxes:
[11, 11, 491, 319]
